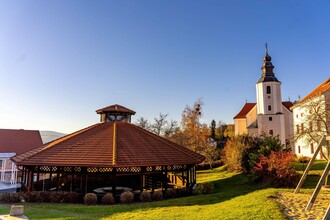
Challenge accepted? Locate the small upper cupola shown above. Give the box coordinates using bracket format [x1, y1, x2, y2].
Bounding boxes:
[258, 44, 280, 83]
[96, 104, 136, 123]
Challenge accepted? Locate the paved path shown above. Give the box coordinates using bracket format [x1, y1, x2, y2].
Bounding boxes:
[277, 192, 330, 220]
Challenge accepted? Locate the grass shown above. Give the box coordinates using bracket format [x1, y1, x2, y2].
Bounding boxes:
[1, 161, 327, 220]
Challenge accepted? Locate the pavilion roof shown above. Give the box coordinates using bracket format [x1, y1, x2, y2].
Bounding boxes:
[12, 122, 205, 167]
[96, 104, 136, 115]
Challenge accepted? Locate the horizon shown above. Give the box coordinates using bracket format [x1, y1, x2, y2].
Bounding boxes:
[0, 1, 329, 134]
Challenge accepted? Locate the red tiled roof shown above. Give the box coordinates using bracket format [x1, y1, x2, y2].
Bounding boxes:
[96, 104, 136, 115]
[282, 101, 293, 111]
[233, 103, 256, 119]
[12, 122, 205, 167]
[295, 77, 330, 106]
[0, 129, 43, 154]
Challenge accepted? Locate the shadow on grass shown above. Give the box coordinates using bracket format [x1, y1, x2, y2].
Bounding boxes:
[14, 173, 269, 220]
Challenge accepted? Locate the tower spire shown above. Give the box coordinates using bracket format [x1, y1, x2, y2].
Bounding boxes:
[258, 44, 279, 83]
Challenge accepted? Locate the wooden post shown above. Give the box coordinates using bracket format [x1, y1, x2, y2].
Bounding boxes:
[112, 169, 116, 195]
[323, 205, 330, 220]
[295, 136, 327, 193]
[306, 161, 330, 210]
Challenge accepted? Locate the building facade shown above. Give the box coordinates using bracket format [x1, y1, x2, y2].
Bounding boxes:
[234, 49, 293, 146]
[291, 77, 330, 158]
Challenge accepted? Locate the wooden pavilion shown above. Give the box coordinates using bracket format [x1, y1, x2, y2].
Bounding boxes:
[11, 104, 205, 195]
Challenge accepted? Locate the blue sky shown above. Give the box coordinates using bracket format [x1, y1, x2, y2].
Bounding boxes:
[0, 1, 329, 134]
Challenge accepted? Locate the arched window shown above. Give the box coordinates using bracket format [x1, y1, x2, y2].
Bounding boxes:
[266, 86, 271, 94]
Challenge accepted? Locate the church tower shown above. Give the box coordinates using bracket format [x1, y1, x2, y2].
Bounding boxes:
[256, 46, 286, 143]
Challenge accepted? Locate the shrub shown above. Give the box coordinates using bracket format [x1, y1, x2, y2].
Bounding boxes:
[222, 135, 252, 172]
[242, 135, 287, 173]
[202, 182, 215, 194]
[139, 191, 151, 202]
[253, 151, 297, 187]
[84, 193, 97, 205]
[152, 190, 163, 201]
[164, 189, 177, 199]
[102, 193, 115, 205]
[120, 191, 134, 204]
[193, 183, 204, 195]
[176, 187, 190, 197]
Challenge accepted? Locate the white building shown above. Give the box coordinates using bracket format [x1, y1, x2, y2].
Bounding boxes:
[291, 77, 330, 159]
[234, 48, 293, 146]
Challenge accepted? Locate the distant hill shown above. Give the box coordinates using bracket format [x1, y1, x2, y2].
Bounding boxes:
[39, 131, 66, 144]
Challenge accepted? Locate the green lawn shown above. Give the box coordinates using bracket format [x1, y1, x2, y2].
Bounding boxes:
[1, 162, 327, 220]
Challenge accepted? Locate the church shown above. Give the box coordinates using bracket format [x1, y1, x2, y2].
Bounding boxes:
[234, 48, 293, 146]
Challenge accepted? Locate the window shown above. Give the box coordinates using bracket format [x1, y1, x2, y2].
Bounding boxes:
[298, 145, 301, 154]
[309, 121, 313, 132]
[269, 117, 272, 121]
[317, 121, 321, 131]
[269, 130, 274, 136]
[311, 143, 314, 154]
[266, 86, 271, 94]
[268, 105, 271, 111]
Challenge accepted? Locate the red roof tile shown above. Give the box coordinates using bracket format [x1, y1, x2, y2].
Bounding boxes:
[233, 103, 256, 119]
[282, 101, 293, 111]
[295, 77, 330, 106]
[12, 122, 205, 167]
[0, 129, 43, 154]
[96, 104, 136, 115]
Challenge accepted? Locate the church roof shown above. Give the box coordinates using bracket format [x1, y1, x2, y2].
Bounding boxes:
[96, 104, 136, 115]
[0, 129, 43, 154]
[234, 101, 293, 119]
[293, 77, 330, 107]
[282, 101, 293, 111]
[233, 103, 256, 119]
[12, 121, 205, 167]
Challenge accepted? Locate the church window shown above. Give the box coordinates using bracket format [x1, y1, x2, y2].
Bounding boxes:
[269, 130, 274, 136]
[266, 86, 271, 94]
[269, 117, 272, 121]
[298, 145, 301, 154]
[268, 105, 271, 111]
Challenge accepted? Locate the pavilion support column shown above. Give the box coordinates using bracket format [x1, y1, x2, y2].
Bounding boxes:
[56, 168, 60, 192]
[186, 167, 190, 188]
[140, 167, 145, 192]
[164, 166, 168, 192]
[112, 169, 117, 195]
[27, 171, 32, 192]
[36, 170, 40, 191]
[84, 174, 88, 194]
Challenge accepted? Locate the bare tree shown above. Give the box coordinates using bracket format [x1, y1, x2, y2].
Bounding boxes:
[152, 113, 168, 136]
[135, 117, 151, 131]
